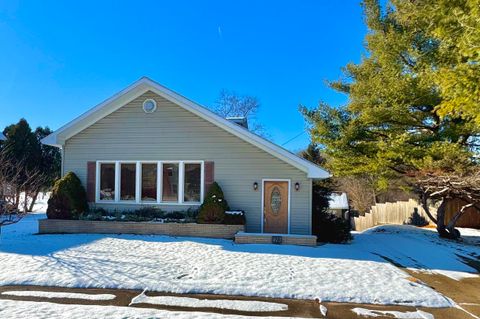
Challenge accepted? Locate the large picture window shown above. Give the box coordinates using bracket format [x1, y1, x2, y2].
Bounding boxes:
[141, 163, 157, 201]
[162, 163, 179, 202]
[97, 161, 203, 205]
[184, 163, 201, 202]
[120, 163, 136, 201]
[100, 163, 115, 200]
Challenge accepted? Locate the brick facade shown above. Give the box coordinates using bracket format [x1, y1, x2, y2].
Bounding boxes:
[39, 219, 244, 239]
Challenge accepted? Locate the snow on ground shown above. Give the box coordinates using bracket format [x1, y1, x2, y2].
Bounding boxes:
[360, 225, 480, 280]
[1, 290, 116, 300]
[0, 299, 298, 319]
[130, 291, 288, 312]
[351, 307, 434, 319]
[17, 192, 50, 212]
[0, 215, 478, 307]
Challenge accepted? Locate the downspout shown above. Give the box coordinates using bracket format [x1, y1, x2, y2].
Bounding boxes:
[309, 178, 313, 235]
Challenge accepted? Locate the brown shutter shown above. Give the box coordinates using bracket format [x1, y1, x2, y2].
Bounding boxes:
[204, 161, 214, 195]
[86, 162, 96, 203]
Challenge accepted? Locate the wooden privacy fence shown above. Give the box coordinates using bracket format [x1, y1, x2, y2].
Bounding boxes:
[444, 198, 480, 228]
[351, 199, 436, 232]
[351, 198, 480, 231]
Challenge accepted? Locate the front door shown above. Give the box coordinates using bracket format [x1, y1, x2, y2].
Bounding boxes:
[263, 181, 289, 233]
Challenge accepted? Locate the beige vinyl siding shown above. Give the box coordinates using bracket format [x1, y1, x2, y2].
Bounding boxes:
[64, 91, 312, 234]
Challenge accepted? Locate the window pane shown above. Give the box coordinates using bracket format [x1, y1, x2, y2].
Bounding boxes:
[162, 163, 178, 202]
[100, 163, 115, 200]
[120, 163, 136, 201]
[184, 163, 201, 202]
[141, 163, 157, 201]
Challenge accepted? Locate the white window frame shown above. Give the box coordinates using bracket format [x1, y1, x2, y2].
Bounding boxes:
[182, 161, 205, 204]
[95, 160, 204, 206]
[139, 161, 159, 204]
[96, 161, 117, 203]
[119, 161, 138, 202]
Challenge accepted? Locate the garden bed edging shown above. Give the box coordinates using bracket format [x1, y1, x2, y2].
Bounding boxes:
[38, 219, 244, 239]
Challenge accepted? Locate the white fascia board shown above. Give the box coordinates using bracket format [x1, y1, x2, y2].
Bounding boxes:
[40, 77, 331, 179]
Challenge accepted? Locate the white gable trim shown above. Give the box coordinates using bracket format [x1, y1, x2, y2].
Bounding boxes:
[41, 77, 330, 179]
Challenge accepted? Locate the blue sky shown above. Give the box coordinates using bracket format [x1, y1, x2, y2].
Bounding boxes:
[0, 1, 366, 151]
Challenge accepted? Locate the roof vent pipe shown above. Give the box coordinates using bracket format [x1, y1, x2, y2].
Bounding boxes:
[226, 117, 248, 129]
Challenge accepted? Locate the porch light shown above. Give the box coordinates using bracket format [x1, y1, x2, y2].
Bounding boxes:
[253, 182, 258, 191]
[295, 182, 300, 191]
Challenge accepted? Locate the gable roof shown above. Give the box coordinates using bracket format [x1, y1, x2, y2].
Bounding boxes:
[0, 133, 5, 141]
[41, 77, 330, 179]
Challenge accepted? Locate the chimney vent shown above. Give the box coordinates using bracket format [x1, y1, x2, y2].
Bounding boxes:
[226, 117, 248, 129]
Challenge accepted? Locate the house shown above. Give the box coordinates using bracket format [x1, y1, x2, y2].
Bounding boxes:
[328, 192, 349, 219]
[0, 133, 6, 141]
[42, 77, 330, 235]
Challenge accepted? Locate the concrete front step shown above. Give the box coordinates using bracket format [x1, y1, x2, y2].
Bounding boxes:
[234, 232, 317, 246]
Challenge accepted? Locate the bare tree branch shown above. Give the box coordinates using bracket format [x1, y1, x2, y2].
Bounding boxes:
[0, 149, 48, 229]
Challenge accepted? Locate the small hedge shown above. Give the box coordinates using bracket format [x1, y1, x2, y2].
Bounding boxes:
[47, 172, 88, 220]
[48, 178, 244, 225]
[224, 211, 246, 225]
[197, 182, 230, 224]
[405, 208, 429, 227]
[79, 207, 199, 223]
[315, 211, 352, 243]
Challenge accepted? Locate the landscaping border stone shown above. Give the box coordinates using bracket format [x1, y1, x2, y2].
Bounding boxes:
[38, 219, 244, 239]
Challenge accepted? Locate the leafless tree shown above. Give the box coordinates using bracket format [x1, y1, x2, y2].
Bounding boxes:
[214, 89, 267, 136]
[337, 176, 377, 214]
[415, 170, 480, 239]
[0, 149, 48, 232]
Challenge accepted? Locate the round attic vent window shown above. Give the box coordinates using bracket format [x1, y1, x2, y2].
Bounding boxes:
[143, 99, 157, 113]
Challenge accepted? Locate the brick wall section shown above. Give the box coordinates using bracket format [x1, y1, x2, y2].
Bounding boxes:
[234, 233, 317, 246]
[39, 219, 244, 239]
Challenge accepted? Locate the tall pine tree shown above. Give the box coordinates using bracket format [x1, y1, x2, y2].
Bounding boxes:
[302, 0, 480, 237]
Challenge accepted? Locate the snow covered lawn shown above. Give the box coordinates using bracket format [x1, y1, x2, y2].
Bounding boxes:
[0, 214, 478, 308]
[130, 291, 288, 312]
[1, 290, 116, 300]
[0, 299, 296, 319]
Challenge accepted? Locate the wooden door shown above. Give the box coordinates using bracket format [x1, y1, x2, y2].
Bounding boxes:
[263, 181, 289, 233]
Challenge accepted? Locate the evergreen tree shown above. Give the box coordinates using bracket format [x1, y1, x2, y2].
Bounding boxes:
[394, 0, 480, 125]
[301, 0, 479, 237]
[31, 127, 61, 211]
[2, 119, 41, 209]
[197, 182, 230, 224]
[301, 144, 351, 243]
[1, 119, 60, 211]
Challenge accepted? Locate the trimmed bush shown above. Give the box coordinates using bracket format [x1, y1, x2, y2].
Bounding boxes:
[315, 211, 352, 243]
[47, 172, 88, 219]
[132, 207, 164, 221]
[197, 182, 230, 224]
[406, 208, 428, 227]
[223, 211, 246, 225]
[79, 207, 107, 221]
[78, 207, 199, 223]
[311, 181, 351, 243]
